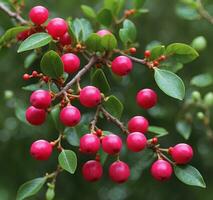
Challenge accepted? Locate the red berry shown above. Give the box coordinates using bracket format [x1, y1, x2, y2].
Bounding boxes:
[46, 18, 68, 38]
[136, 88, 158, 109]
[129, 47, 136, 54]
[144, 50, 151, 58]
[30, 140, 52, 160]
[128, 116, 149, 133]
[82, 160, 103, 182]
[102, 134, 122, 155]
[151, 159, 173, 181]
[152, 137, 158, 144]
[59, 32, 72, 46]
[169, 143, 193, 164]
[126, 132, 147, 152]
[23, 73, 30, 80]
[96, 29, 111, 37]
[153, 60, 159, 66]
[111, 56, 133, 76]
[109, 161, 130, 183]
[61, 53, 80, 74]
[60, 105, 81, 127]
[32, 71, 38, 77]
[25, 106, 46, 125]
[79, 86, 101, 108]
[80, 134, 100, 154]
[158, 55, 166, 61]
[30, 90, 51, 109]
[29, 6, 49, 25]
[17, 29, 31, 41]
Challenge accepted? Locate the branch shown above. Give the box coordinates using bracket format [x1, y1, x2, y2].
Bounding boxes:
[89, 105, 101, 133]
[196, 0, 213, 25]
[100, 107, 129, 134]
[56, 55, 98, 97]
[118, 51, 146, 65]
[0, 2, 27, 25]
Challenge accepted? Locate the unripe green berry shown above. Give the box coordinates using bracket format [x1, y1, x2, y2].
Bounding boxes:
[197, 112, 205, 120]
[4, 90, 14, 99]
[191, 36, 207, 51]
[46, 184, 55, 200]
[204, 92, 213, 107]
[192, 91, 201, 102]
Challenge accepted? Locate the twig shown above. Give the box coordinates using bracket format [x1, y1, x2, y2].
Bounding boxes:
[89, 105, 101, 133]
[0, 2, 27, 25]
[100, 107, 129, 134]
[56, 55, 98, 97]
[196, 0, 213, 25]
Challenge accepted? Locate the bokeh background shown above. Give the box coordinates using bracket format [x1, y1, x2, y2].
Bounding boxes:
[0, 0, 213, 199]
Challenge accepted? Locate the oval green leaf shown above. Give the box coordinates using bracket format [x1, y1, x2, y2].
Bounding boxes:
[190, 73, 213, 87]
[97, 9, 113, 27]
[40, 50, 64, 79]
[16, 177, 47, 200]
[85, 33, 103, 52]
[18, 33, 52, 53]
[58, 150, 77, 174]
[81, 5, 96, 19]
[154, 68, 185, 100]
[174, 165, 206, 188]
[176, 120, 192, 140]
[148, 126, 168, 137]
[101, 34, 117, 51]
[50, 105, 65, 132]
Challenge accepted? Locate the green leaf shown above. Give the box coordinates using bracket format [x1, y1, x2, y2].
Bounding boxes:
[161, 59, 183, 73]
[58, 150, 77, 174]
[103, 95, 123, 119]
[40, 50, 64, 79]
[119, 19, 137, 44]
[91, 69, 111, 94]
[176, 120, 192, 140]
[101, 34, 117, 51]
[174, 165, 206, 188]
[50, 105, 64, 132]
[85, 33, 103, 52]
[24, 52, 37, 69]
[190, 73, 213, 87]
[133, 0, 146, 9]
[81, 5, 96, 19]
[18, 33, 52, 53]
[176, 3, 199, 21]
[148, 126, 168, 137]
[15, 103, 27, 124]
[165, 43, 199, 64]
[16, 177, 46, 200]
[104, 0, 125, 16]
[98, 148, 108, 165]
[154, 68, 185, 100]
[150, 45, 165, 60]
[97, 9, 113, 27]
[22, 83, 48, 91]
[0, 26, 29, 46]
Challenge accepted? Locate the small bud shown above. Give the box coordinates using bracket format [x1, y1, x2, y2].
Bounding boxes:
[191, 36, 207, 51]
[192, 91, 201, 102]
[4, 90, 14, 99]
[197, 112, 205, 120]
[204, 92, 213, 107]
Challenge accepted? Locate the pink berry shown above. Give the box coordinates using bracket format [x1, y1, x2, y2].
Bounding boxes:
[17, 29, 31, 41]
[60, 105, 81, 127]
[30, 89, 51, 109]
[136, 88, 158, 109]
[61, 53, 80, 74]
[46, 18, 68, 38]
[111, 56, 133, 76]
[80, 134, 100, 154]
[30, 140, 52, 160]
[127, 132, 147, 152]
[82, 160, 103, 182]
[151, 160, 173, 181]
[169, 143, 193, 164]
[29, 6, 49, 25]
[59, 32, 72, 46]
[102, 134, 122, 155]
[79, 86, 101, 108]
[96, 29, 111, 37]
[128, 116, 149, 133]
[109, 161, 130, 183]
[25, 106, 46, 125]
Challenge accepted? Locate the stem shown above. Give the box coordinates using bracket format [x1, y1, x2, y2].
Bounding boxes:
[56, 55, 98, 97]
[90, 105, 101, 133]
[46, 165, 63, 184]
[0, 2, 27, 25]
[100, 106, 129, 134]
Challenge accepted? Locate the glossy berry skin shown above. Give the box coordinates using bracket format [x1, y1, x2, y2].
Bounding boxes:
[82, 160, 103, 182]
[170, 143, 193, 164]
[80, 134, 100, 154]
[109, 161, 130, 183]
[127, 132, 147, 152]
[17, 29, 31, 41]
[26, 106, 46, 125]
[144, 50, 151, 58]
[128, 116, 149, 134]
[30, 90, 51, 109]
[30, 140, 52, 160]
[96, 29, 111, 37]
[60, 105, 81, 127]
[136, 88, 158, 109]
[61, 53, 80, 73]
[46, 18, 68, 38]
[111, 56, 133, 76]
[59, 32, 72, 46]
[151, 160, 173, 181]
[79, 86, 101, 108]
[29, 6, 49, 25]
[102, 134, 122, 155]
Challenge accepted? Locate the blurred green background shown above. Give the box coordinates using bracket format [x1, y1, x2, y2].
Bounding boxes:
[0, 0, 213, 199]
